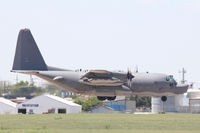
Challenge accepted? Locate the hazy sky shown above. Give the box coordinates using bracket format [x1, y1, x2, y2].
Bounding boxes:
[0, 0, 200, 83]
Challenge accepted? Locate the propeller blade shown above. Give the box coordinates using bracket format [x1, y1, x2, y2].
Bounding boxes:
[127, 68, 134, 87]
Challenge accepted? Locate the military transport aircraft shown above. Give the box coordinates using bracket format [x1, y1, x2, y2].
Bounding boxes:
[11, 29, 188, 101]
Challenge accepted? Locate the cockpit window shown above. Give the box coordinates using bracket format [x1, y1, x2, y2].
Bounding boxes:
[166, 75, 177, 86]
[166, 75, 174, 81]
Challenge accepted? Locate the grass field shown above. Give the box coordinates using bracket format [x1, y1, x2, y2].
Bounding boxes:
[0, 114, 200, 133]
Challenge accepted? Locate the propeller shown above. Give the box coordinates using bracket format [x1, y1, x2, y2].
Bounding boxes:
[127, 68, 134, 87]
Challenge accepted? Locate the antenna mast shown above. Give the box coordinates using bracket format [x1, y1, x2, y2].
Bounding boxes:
[179, 68, 186, 84]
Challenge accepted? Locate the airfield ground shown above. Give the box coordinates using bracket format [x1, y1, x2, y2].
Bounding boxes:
[0, 114, 200, 133]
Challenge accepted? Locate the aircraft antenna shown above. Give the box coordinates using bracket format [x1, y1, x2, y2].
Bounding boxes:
[16, 74, 18, 83]
[135, 65, 138, 73]
[179, 68, 186, 84]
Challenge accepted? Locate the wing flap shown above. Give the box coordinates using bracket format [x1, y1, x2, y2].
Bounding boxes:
[80, 70, 127, 86]
[81, 70, 113, 79]
[80, 79, 123, 86]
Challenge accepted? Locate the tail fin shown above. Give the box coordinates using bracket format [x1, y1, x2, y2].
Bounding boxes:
[12, 29, 48, 71]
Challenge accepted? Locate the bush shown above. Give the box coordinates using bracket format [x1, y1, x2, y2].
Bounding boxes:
[129, 96, 151, 107]
[74, 97, 103, 111]
[10, 81, 44, 97]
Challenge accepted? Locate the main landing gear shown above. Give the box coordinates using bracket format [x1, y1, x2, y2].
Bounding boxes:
[97, 96, 116, 101]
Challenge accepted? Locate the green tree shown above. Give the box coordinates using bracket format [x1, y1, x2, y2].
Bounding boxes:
[44, 84, 62, 93]
[74, 97, 84, 105]
[42, 84, 62, 97]
[129, 96, 151, 107]
[74, 97, 104, 111]
[10, 81, 44, 97]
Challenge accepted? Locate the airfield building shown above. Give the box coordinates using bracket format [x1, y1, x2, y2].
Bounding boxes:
[17, 94, 82, 114]
[187, 90, 200, 113]
[151, 94, 188, 113]
[0, 97, 17, 114]
[152, 86, 200, 113]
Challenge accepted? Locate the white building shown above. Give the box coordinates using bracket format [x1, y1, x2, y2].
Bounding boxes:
[151, 94, 189, 113]
[17, 94, 82, 114]
[0, 97, 17, 114]
[187, 89, 200, 113]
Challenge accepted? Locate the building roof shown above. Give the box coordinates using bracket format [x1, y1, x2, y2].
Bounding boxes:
[187, 89, 200, 99]
[0, 97, 17, 108]
[44, 94, 81, 107]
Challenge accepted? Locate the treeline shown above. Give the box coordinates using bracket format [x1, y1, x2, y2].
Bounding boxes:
[74, 97, 103, 111]
[0, 81, 62, 98]
[128, 96, 151, 107]
[0, 81, 151, 109]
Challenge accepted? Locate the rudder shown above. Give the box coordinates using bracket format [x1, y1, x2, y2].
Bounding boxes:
[12, 29, 48, 71]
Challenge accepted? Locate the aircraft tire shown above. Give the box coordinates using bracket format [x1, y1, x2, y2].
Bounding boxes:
[161, 96, 167, 102]
[107, 96, 116, 101]
[97, 96, 106, 101]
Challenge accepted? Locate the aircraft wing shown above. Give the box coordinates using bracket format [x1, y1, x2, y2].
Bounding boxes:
[80, 70, 127, 86]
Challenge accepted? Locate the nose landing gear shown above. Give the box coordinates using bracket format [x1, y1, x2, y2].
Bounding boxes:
[161, 96, 167, 102]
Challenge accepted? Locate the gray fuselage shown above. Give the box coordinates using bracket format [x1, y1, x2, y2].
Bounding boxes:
[31, 70, 188, 97]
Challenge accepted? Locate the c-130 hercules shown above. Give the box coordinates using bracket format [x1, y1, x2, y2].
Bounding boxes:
[11, 29, 188, 101]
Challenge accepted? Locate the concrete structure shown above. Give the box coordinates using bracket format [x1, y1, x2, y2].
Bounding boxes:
[125, 100, 136, 113]
[151, 89, 200, 113]
[152, 96, 175, 113]
[187, 90, 200, 113]
[17, 94, 82, 114]
[0, 97, 17, 114]
[151, 94, 189, 113]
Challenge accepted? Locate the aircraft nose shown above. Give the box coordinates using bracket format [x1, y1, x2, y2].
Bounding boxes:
[176, 84, 188, 93]
[176, 84, 188, 88]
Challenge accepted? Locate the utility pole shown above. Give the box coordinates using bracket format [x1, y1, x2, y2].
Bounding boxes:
[179, 68, 186, 84]
[30, 75, 34, 86]
[3, 81, 5, 94]
[16, 74, 18, 84]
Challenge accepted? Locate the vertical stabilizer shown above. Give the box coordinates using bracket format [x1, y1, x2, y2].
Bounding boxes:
[12, 29, 48, 71]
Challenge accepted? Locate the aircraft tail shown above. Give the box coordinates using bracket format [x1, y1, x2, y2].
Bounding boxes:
[12, 29, 48, 71]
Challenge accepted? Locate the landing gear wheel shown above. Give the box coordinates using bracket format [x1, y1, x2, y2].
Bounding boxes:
[97, 96, 106, 101]
[161, 96, 167, 102]
[107, 96, 116, 101]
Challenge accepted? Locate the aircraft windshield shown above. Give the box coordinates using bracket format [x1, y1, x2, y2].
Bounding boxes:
[166, 75, 174, 81]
